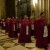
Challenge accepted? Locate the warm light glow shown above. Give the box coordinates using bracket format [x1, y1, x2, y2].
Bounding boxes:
[19, 0, 20, 1]
[32, 0, 37, 6]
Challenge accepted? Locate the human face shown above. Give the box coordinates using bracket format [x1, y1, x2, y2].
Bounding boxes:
[41, 13, 45, 17]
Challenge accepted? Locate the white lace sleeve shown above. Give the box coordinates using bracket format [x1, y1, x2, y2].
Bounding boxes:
[43, 25, 48, 37]
[31, 24, 34, 30]
[26, 25, 29, 35]
[13, 24, 15, 31]
[3, 22, 5, 27]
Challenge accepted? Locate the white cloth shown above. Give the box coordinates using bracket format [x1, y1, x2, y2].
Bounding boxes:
[31, 24, 34, 30]
[3, 22, 5, 27]
[19, 23, 21, 28]
[26, 25, 29, 35]
[43, 25, 48, 37]
[13, 24, 15, 31]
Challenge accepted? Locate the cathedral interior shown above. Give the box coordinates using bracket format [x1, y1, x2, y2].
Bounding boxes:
[0, 0, 50, 50]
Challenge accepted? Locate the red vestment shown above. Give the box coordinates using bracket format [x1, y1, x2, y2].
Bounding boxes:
[34, 17, 48, 48]
[18, 18, 31, 43]
[30, 19, 34, 36]
[8, 18, 18, 38]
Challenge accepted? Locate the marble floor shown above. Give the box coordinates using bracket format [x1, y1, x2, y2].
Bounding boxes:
[0, 29, 50, 50]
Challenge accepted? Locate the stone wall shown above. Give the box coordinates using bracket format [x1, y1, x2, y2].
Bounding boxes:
[0, 0, 6, 19]
[31, 0, 49, 24]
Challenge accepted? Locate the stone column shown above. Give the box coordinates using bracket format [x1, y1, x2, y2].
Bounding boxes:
[35, 0, 38, 19]
[49, 0, 50, 24]
[0, 0, 6, 19]
[41, 0, 44, 12]
[38, 0, 41, 17]
[15, 0, 18, 17]
[31, 0, 39, 19]
[43, 0, 49, 24]
[6, 0, 15, 18]
[0, 0, 1, 19]
[47, 0, 49, 24]
[31, 0, 35, 19]
[45, 0, 48, 22]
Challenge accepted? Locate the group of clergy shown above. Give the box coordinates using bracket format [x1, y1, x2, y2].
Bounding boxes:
[0, 12, 50, 50]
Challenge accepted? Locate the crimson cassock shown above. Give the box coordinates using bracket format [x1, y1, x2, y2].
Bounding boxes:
[18, 18, 31, 43]
[5, 19, 11, 33]
[30, 19, 34, 36]
[17, 18, 22, 33]
[48, 25, 50, 43]
[8, 19, 18, 38]
[34, 17, 48, 48]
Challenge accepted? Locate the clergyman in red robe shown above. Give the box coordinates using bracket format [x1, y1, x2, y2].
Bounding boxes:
[30, 16, 34, 36]
[5, 17, 11, 33]
[18, 15, 31, 43]
[8, 17, 18, 38]
[34, 12, 48, 50]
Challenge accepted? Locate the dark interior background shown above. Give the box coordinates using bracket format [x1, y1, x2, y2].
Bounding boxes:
[5, 0, 15, 18]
